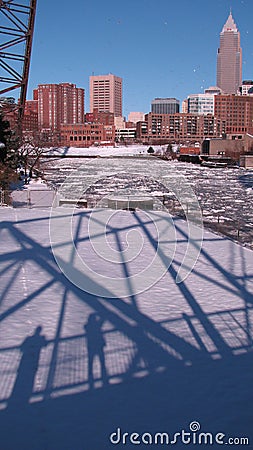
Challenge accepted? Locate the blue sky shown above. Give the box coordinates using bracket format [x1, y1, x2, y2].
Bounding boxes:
[27, 0, 253, 116]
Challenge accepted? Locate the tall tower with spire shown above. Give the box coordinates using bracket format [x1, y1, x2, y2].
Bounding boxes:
[216, 11, 242, 94]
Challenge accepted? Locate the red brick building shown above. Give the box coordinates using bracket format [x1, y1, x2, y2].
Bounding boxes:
[136, 113, 225, 144]
[25, 99, 38, 114]
[60, 123, 115, 147]
[214, 94, 253, 136]
[37, 83, 85, 132]
[85, 109, 115, 126]
[22, 100, 39, 134]
[22, 110, 38, 134]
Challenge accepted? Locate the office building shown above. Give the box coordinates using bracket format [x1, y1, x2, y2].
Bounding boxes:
[151, 98, 180, 114]
[89, 74, 122, 117]
[216, 12, 242, 94]
[214, 94, 253, 136]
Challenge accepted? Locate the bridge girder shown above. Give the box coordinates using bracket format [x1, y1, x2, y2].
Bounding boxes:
[0, 0, 37, 131]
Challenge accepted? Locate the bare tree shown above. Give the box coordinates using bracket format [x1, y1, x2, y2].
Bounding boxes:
[18, 132, 52, 182]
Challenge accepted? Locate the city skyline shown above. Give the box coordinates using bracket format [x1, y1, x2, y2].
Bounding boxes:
[26, 1, 253, 116]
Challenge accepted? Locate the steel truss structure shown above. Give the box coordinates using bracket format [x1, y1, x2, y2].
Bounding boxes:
[0, 0, 37, 128]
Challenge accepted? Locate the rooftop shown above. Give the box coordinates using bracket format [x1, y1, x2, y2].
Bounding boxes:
[222, 12, 238, 32]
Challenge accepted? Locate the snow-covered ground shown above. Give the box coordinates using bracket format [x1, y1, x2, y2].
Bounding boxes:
[10, 178, 56, 210]
[0, 204, 252, 449]
[45, 144, 164, 157]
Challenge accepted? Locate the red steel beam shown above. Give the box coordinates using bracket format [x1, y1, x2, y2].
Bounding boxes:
[0, 0, 37, 133]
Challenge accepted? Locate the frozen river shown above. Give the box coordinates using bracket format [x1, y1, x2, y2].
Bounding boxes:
[41, 156, 253, 249]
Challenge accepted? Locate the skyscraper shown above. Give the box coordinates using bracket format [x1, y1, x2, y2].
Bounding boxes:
[216, 12, 242, 94]
[89, 74, 122, 117]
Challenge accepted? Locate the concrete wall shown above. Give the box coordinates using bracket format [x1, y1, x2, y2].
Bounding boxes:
[240, 155, 253, 168]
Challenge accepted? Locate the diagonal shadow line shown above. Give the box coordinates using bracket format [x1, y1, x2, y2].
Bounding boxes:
[228, 311, 253, 344]
[218, 313, 247, 347]
[238, 244, 251, 287]
[182, 313, 210, 354]
[44, 287, 69, 398]
[0, 279, 56, 322]
[0, 219, 206, 366]
[114, 230, 138, 307]
[0, 264, 23, 307]
[71, 212, 84, 265]
[0, 260, 18, 277]
[171, 257, 248, 299]
[238, 245, 253, 346]
[174, 221, 253, 304]
[0, 247, 59, 276]
[0, 250, 45, 264]
[2, 212, 85, 226]
[1, 221, 59, 266]
[133, 211, 232, 357]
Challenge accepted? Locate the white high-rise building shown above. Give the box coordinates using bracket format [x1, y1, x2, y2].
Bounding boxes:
[187, 94, 215, 115]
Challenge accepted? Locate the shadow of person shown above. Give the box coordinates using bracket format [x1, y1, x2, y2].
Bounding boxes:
[9, 326, 47, 407]
[85, 314, 107, 389]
